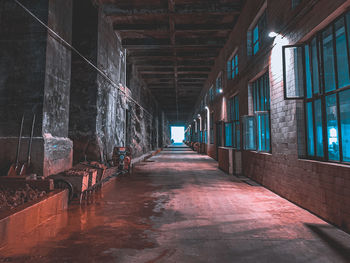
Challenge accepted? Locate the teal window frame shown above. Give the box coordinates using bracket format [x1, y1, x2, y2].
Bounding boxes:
[227, 53, 239, 80]
[302, 12, 350, 163]
[225, 95, 241, 149]
[216, 74, 223, 95]
[251, 11, 267, 56]
[252, 72, 271, 152]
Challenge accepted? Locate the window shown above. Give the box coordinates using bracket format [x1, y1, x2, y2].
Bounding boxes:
[216, 122, 223, 147]
[225, 95, 240, 149]
[216, 73, 223, 94]
[209, 87, 214, 102]
[227, 53, 239, 80]
[243, 116, 256, 150]
[225, 123, 233, 147]
[210, 112, 214, 144]
[248, 10, 267, 56]
[302, 12, 350, 163]
[243, 72, 271, 152]
[253, 73, 271, 152]
[204, 115, 208, 144]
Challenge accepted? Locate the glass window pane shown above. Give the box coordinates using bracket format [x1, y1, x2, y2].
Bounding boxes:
[323, 26, 337, 92]
[347, 12, 350, 54]
[253, 83, 257, 111]
[217, 123, 222, 147]
[315, 99, 324, 157]
[231, 58, 235, 79]
[284, 46, 304, 98]
[335, 18, 350, 89]
[326, 94, 340, 160]
[236, 123, 241, 149]
[227, 60, 231, 80]
[305, 45, 313, 98]
[311, 38, 320, 94]
[225, 123, 233, 147]
[257, 114, 263, 151]
[253, 25, 259, 44]
[244, 116, 256, 150]
[260, 78, 264, 111]
[265, 114, 270, 152]
[235, 96, 239, 121]
[340, 89, 350, 162]
[254, 42, 259, 55]
[306, 102, 315, 156]
[233, 123, 236, 148]
[266, 75, 270, 110]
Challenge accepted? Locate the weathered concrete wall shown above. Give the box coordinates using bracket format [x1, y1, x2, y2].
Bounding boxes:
[68, 1, 170, 164]
[69, 0, 99, 164]
[96, 11, 126, 161]
[190, 0, 350, 232]
[0, 0, 73, 177]
[126, 63, 171, 157]
[0, 0, 47, 139]
[42, 0, 73, 176]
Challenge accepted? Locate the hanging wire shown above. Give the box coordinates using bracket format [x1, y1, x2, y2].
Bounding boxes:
[13, 0, 155, 120]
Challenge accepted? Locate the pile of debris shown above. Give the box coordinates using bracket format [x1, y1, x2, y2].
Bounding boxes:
[0, 184, 46, 212]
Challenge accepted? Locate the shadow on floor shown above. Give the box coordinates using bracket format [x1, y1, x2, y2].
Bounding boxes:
[305, 223, 350, 261]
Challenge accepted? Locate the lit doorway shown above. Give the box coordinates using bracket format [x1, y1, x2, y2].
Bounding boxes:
[171, 126, 185, 144]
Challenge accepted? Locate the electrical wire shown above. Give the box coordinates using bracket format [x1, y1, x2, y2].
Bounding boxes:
[13, 0, 154, 119]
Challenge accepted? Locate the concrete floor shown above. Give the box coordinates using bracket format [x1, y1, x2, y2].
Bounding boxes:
[1, 146, 350, 262]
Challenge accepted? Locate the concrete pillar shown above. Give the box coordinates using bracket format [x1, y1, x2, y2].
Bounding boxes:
[0, 0, 73, 177]
[69, 0, 127, 164]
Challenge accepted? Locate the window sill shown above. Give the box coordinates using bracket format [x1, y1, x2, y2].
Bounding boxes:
[244, 150, 272, 156]
[298, 158, 350, 168]
[219, 147, 241, 151]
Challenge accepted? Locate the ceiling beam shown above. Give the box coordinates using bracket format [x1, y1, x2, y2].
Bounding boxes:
[141, 70, 210, 75]
[115, 24, 234, 32]
[103, 3, 241, 16]
[123, 44, 223, 49]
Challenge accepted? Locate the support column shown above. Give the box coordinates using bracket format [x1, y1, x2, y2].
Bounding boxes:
[69, 0, 127, 164]
[0, 0, 73, 177]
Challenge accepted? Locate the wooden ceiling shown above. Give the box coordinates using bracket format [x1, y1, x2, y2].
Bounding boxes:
[99, 0, 244, 122]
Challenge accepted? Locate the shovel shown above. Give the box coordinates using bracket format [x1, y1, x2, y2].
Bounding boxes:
[20, 114, 36, 177]
[7, 115, 24, 177]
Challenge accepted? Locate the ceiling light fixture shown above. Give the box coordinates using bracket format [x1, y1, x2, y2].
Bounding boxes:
[269, 31, 278, 38]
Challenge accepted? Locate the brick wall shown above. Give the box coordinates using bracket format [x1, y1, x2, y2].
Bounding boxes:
[193, 0, 350, 233]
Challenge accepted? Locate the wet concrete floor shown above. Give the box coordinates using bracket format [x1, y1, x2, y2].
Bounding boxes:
[1, 145, 350, 262]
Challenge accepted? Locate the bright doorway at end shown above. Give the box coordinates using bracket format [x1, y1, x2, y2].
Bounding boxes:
[171, 126, 185, 143]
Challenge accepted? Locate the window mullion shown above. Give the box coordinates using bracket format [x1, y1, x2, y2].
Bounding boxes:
[318, 35, 325, 95]
[344, 14, 350, 80]
[336, 93, 343, 162]
[312, 101, 317, 159]
[309, 43, 315, 96]
[332, 23, 339, 89]
[321, 96, 328, 161]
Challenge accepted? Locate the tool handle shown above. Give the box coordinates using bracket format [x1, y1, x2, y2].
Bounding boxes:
[15, 115, 25, 167]
[27, 114, 36, 166]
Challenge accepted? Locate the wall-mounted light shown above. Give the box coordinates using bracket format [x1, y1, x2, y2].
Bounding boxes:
[268, 31, 278, 38]
[219, 89, 223, 94]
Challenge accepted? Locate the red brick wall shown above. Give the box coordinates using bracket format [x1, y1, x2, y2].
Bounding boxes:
[243, 151, 350, 231]
[218, 148, 230, 173]
[193, 0, 350, 233]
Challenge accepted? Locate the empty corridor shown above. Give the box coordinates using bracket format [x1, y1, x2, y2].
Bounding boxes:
[1, 146, 350, 262]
